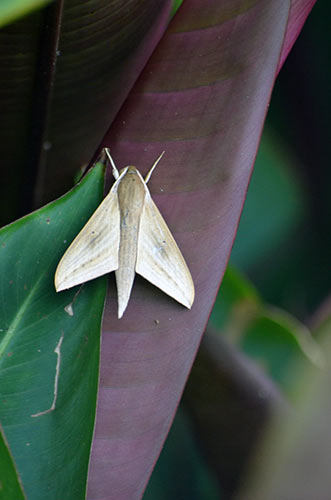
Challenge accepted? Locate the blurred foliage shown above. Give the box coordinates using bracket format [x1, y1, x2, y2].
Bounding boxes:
[0, 0, 53, 29]
[239, 1, 331, 318]
[143, 408, 222, 500]
[236, 333, 331, 500]
[144, 1, 330, 498]
[209, 267, 323, 394]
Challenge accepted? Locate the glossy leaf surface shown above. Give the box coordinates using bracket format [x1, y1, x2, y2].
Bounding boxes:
[0, 425, 26, 500]
[0, 163, 106, 499]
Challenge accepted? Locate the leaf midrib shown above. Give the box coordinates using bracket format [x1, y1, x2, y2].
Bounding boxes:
[0, 272, 46, 362]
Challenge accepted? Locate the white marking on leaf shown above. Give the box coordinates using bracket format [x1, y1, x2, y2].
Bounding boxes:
[31, 332, 64, 417]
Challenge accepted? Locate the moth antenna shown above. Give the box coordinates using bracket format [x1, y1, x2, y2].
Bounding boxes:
[105, 148, 119, 180]
[145, 151, 165, 183]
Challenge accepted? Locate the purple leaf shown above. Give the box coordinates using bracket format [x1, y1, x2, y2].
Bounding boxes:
[0, 0, 172, 224]
[86, 1, 317, 498]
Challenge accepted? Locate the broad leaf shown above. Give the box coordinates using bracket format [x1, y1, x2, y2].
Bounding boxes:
[0, 0, 172, 224]
[86, 1, 317, 498]
[0, 163, 106, 499]
[0, 424, 26, 500]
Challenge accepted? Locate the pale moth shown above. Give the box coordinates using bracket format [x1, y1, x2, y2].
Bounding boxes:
[55, 149, 194, 318]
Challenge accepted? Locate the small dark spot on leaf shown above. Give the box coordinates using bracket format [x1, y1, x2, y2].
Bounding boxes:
[1, 242, 5, 248]
[46, 217, 50, 224]
[24, 284, 28, 290]
[9, 280, 13, 285]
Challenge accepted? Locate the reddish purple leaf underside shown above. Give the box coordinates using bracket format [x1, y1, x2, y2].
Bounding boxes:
[85, 1, 317, 498]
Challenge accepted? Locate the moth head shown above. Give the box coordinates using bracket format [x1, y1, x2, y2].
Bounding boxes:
[125, 166, 139, 174]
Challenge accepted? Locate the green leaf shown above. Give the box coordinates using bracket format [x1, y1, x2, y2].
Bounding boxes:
[170, 0, 183, 17]
[143, 408, 221, 500]
[0, 0, 53, 28]
[0, 162, 106, 499]
[240, 310, 323, 392]
[231, 129, 305, 270]
[0, 425, 26, 500]
[209, 266, 261, 328]
[210, 266, 322, 394]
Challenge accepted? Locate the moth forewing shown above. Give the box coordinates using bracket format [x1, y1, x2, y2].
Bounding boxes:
[136, 192, 195, 309]
[55, 150, 195, 318]
[54, 180, 121, 292]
